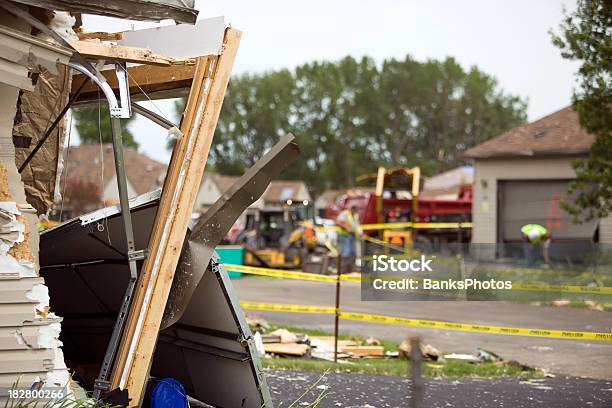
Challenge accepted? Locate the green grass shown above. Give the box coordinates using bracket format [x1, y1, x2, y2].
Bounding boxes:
[262, 355, 542, 379]
[254, 324, 543, 379]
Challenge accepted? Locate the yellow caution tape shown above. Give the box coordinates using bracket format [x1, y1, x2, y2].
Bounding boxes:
[224, 264, 338, 282]
[318, 222, 472, 231]
[361, 222, 473, 231]
[340, 274, 363, 282]
[361, 235, 411, 253]
[338, 312, 612, 342]
[240, 301, 336, 314]
[239, 301, 612, 342]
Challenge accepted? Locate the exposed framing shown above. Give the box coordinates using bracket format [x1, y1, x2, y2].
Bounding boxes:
[109, 27, 241, 406]
[72, 62, 205, 103]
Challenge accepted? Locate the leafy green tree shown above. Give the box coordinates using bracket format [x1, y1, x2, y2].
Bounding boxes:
[72, 103, 138, 148]
[552, 0, 611, 221]
[178, 55, 527, 196]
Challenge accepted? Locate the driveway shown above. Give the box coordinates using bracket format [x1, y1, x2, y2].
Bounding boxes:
[266, 369, 612, 408]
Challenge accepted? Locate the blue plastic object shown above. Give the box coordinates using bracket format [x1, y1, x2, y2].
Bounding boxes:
[150, 378, 187, 408]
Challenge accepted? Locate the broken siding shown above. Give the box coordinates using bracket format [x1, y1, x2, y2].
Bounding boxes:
[0, 14, 71, 392]
[0, 84, 70, 390]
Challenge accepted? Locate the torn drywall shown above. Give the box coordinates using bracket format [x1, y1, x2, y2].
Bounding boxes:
[13, 12, 75, 214]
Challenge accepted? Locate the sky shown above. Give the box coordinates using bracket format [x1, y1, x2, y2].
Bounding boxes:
[78, 0, 580, 164]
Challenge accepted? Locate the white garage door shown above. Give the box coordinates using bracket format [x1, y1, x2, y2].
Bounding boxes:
[498, 180, 598, 241]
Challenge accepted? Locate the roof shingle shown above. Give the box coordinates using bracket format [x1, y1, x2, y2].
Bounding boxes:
[464, 107, 595, 158]
[60, 144, 166, 196]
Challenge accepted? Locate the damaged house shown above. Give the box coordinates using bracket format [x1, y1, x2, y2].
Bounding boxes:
[0, 1, 296, 406]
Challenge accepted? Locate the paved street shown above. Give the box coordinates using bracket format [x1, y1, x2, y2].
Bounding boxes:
[266, 369, 612, 408]
[232, 276, 612, 379]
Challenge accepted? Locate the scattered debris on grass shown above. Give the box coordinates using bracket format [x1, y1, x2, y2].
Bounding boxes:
[248, 318, 543, 378]
[398, 337, 439, 360]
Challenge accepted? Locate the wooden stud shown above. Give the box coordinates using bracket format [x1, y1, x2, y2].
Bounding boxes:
[71, 60, 215, 104]
[108, 28, 242, 407]
[263, 343, 310, 356]
[339, 346, 385, 357]
[76, 31, 124, 41]
[68, 40, 193, 66]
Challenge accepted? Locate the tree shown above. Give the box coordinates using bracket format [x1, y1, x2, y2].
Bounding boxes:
[552, 0, 611, 221]
[177, 55, 527, 196]
[72, 102, 138, 149]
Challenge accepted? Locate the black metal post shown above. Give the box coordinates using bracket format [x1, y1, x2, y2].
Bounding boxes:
[333, 255, 341, 363]
[92, 117, 140, 400]
[409, 336, 424, 408]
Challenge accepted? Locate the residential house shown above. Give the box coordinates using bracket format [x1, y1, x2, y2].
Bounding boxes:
[58, 144, 166, 217]
[195, 172, 311, 213]
[464, 106, 612, 245]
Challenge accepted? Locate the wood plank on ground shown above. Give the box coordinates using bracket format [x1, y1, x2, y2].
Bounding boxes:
[339, 346, 385, 356]
[264, 343, 310, 356]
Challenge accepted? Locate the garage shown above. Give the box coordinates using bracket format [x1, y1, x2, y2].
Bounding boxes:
[465, 107, 612, 246]
[498, 179, 599, 242]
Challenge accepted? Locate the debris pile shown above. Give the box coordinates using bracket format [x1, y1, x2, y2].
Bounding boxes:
[251, 323, 386, 361]
[398, 337, 439, 361]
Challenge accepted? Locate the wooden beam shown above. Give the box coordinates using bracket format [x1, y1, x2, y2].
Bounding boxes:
[339, 346, 385, 357]
[70, 60, 215, 104]
[76, 31, 124, 41]
[109, 28, 242, 407]
[68, 40, 193, 66]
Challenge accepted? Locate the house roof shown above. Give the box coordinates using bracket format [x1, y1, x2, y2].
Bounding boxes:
[61, 144, 166, 195]
[204, 172, 311, 203]
[315, 189, 345, 206]
[208, 173, 239, 194]
[264, 180, 310, 203]
[464, 107, 595, 159]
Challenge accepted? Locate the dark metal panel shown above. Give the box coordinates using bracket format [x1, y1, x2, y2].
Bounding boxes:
[7, 0, 198, 24]
[40, 135, 301, 407]
[163, 134, 300, 328]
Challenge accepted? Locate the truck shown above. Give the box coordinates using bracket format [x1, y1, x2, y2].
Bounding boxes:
[325, 166, 472, 247]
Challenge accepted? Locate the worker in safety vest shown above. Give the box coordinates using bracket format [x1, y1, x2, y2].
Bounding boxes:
[521, 224, 552, 267]
[336, 205, 360, 273]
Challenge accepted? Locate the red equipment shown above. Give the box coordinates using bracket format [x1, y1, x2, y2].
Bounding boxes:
[326, 167, 472, 244]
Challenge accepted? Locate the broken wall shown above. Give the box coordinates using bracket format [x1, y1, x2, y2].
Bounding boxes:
[0, 12, 71, 393]
[14, 63, 72, 214]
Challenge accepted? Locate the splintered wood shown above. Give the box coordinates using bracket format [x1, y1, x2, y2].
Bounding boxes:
[72, 61, 211, 104]
[68, 40, 193, 66]
[108, 28, 242, 407]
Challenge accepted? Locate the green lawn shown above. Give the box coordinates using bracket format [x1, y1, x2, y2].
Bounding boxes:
[255, 324, 543, 379]
[261, 356, 541, 378]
